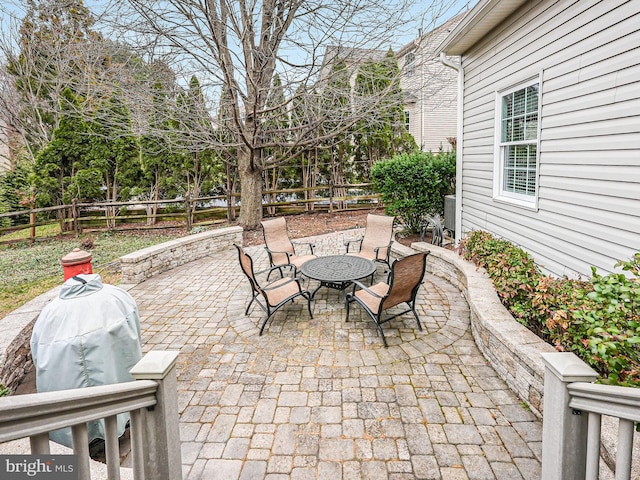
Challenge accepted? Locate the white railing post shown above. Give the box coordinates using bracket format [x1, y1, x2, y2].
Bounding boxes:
[130, 351, 182, 480]
[541, 352, 599, 480]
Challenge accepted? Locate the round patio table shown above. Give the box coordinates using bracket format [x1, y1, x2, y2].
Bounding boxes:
[300, 255, 376, 299]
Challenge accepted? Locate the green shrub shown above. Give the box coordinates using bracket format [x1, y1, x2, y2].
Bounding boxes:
[561, 254, 640, 386]
[371, 150, 455, 233]
[458, 231, 543, 333]
[459, 231, 640, 387]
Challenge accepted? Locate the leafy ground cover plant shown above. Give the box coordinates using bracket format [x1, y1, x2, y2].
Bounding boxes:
[459, 231, 640, 387]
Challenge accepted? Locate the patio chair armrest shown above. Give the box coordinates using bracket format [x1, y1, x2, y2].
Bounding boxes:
[262, 277, 302, 291]
[255, 264, 292, 277]
[349, 280, 385, 299]
[344, 237, 363, 253]
[264, 246, 293, 261]
[373, 240, 394, 258]
[292, 241, 316, 255]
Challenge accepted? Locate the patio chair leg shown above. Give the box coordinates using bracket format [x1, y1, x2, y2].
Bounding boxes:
[245, 293, 258, 315]
[267, 266, 284, 281]
[305, 293, 313, 319]
[411, 306, 423, 331]
[345, 297, 351, 322]
[373, 318, 389, 348]
[259, 311, 276, 336]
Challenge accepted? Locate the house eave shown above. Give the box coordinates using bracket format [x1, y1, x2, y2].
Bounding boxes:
[438, 0, 528, 55]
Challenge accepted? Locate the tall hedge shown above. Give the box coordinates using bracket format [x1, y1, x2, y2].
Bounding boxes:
[371, 150, 455, 232]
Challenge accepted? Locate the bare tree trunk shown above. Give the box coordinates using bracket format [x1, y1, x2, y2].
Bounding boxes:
[226, 160, 236, 221]
[263, 155, 277, 216]
[192, 152, 202, 200]
[106, 205, 116, 229]
[105, 173, 118, 229]
[312, 148, 319, 211]
[238, 149, 263, 228]
[331, 153, 346, 210]
[152, 182, 159, 225]
[302, 153, 310, 212]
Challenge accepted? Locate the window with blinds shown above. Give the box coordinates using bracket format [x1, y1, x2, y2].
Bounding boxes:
[496, 81, 539, 202]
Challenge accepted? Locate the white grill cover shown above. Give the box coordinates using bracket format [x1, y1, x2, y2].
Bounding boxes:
[30, 274, 142, 448]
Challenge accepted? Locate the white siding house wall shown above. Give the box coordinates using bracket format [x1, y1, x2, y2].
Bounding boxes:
[457, 0, 640, 277]
[398, 17, 462, 152]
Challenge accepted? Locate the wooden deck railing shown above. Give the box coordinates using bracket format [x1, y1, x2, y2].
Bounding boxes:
[0, 351, 182, 480]
[541, 352, 640, 480]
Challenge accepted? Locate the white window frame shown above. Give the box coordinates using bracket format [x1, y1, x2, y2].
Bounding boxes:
[404, 52, 415, 77]
[493, 75, 541, 210]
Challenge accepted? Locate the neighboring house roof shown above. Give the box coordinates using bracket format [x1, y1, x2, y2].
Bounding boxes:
[438, 0, 528, 55]
[397, 11, 469, 59]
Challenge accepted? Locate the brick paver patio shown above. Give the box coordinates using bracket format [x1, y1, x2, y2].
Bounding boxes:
[131, 230, 542, 479]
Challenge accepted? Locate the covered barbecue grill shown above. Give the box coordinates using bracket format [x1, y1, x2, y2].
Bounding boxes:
[30, 274, 143, 447]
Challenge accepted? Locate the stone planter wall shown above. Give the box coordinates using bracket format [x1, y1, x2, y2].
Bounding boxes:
[393, 241, 555, 419]
[0, 288, 60, 393]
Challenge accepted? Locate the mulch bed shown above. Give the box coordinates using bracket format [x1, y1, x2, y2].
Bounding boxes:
[242, 209, 423, 247]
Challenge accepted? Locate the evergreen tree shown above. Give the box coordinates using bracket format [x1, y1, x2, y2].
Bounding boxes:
[290, 85, 320, 210]
[32, 88, 92, 207]
[83, 88, 141, 203]
[174, 76, 224, 200]
[321, 61, 354, 208]
[262, 74, 297, 210]
[139, 80, 182, 224]
[0, 160, 33, 227]
[353, 49, 416, 181]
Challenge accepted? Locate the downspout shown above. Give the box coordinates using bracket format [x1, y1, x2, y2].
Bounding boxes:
[439, 52, 463, 244]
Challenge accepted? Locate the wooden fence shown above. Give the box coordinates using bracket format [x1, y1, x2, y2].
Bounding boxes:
[0, 184, 380, 245]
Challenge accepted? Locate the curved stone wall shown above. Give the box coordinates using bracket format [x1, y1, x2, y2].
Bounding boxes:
[0, 288, 60, 393]
[396, 242, 555, 419]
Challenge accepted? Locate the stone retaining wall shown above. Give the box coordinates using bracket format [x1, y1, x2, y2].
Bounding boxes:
[393, 241, 555, 419]
[120, 226, 243, 284]
[0, 288, 60, 393]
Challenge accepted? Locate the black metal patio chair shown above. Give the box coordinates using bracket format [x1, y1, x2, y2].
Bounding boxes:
[345, 252, 429, 347]
[344, 213, 395, 270]
[234, 244, 313, 335]
[261, 216, 317, 279]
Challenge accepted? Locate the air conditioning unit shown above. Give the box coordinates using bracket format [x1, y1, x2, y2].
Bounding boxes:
[444, 195, 456, 234]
